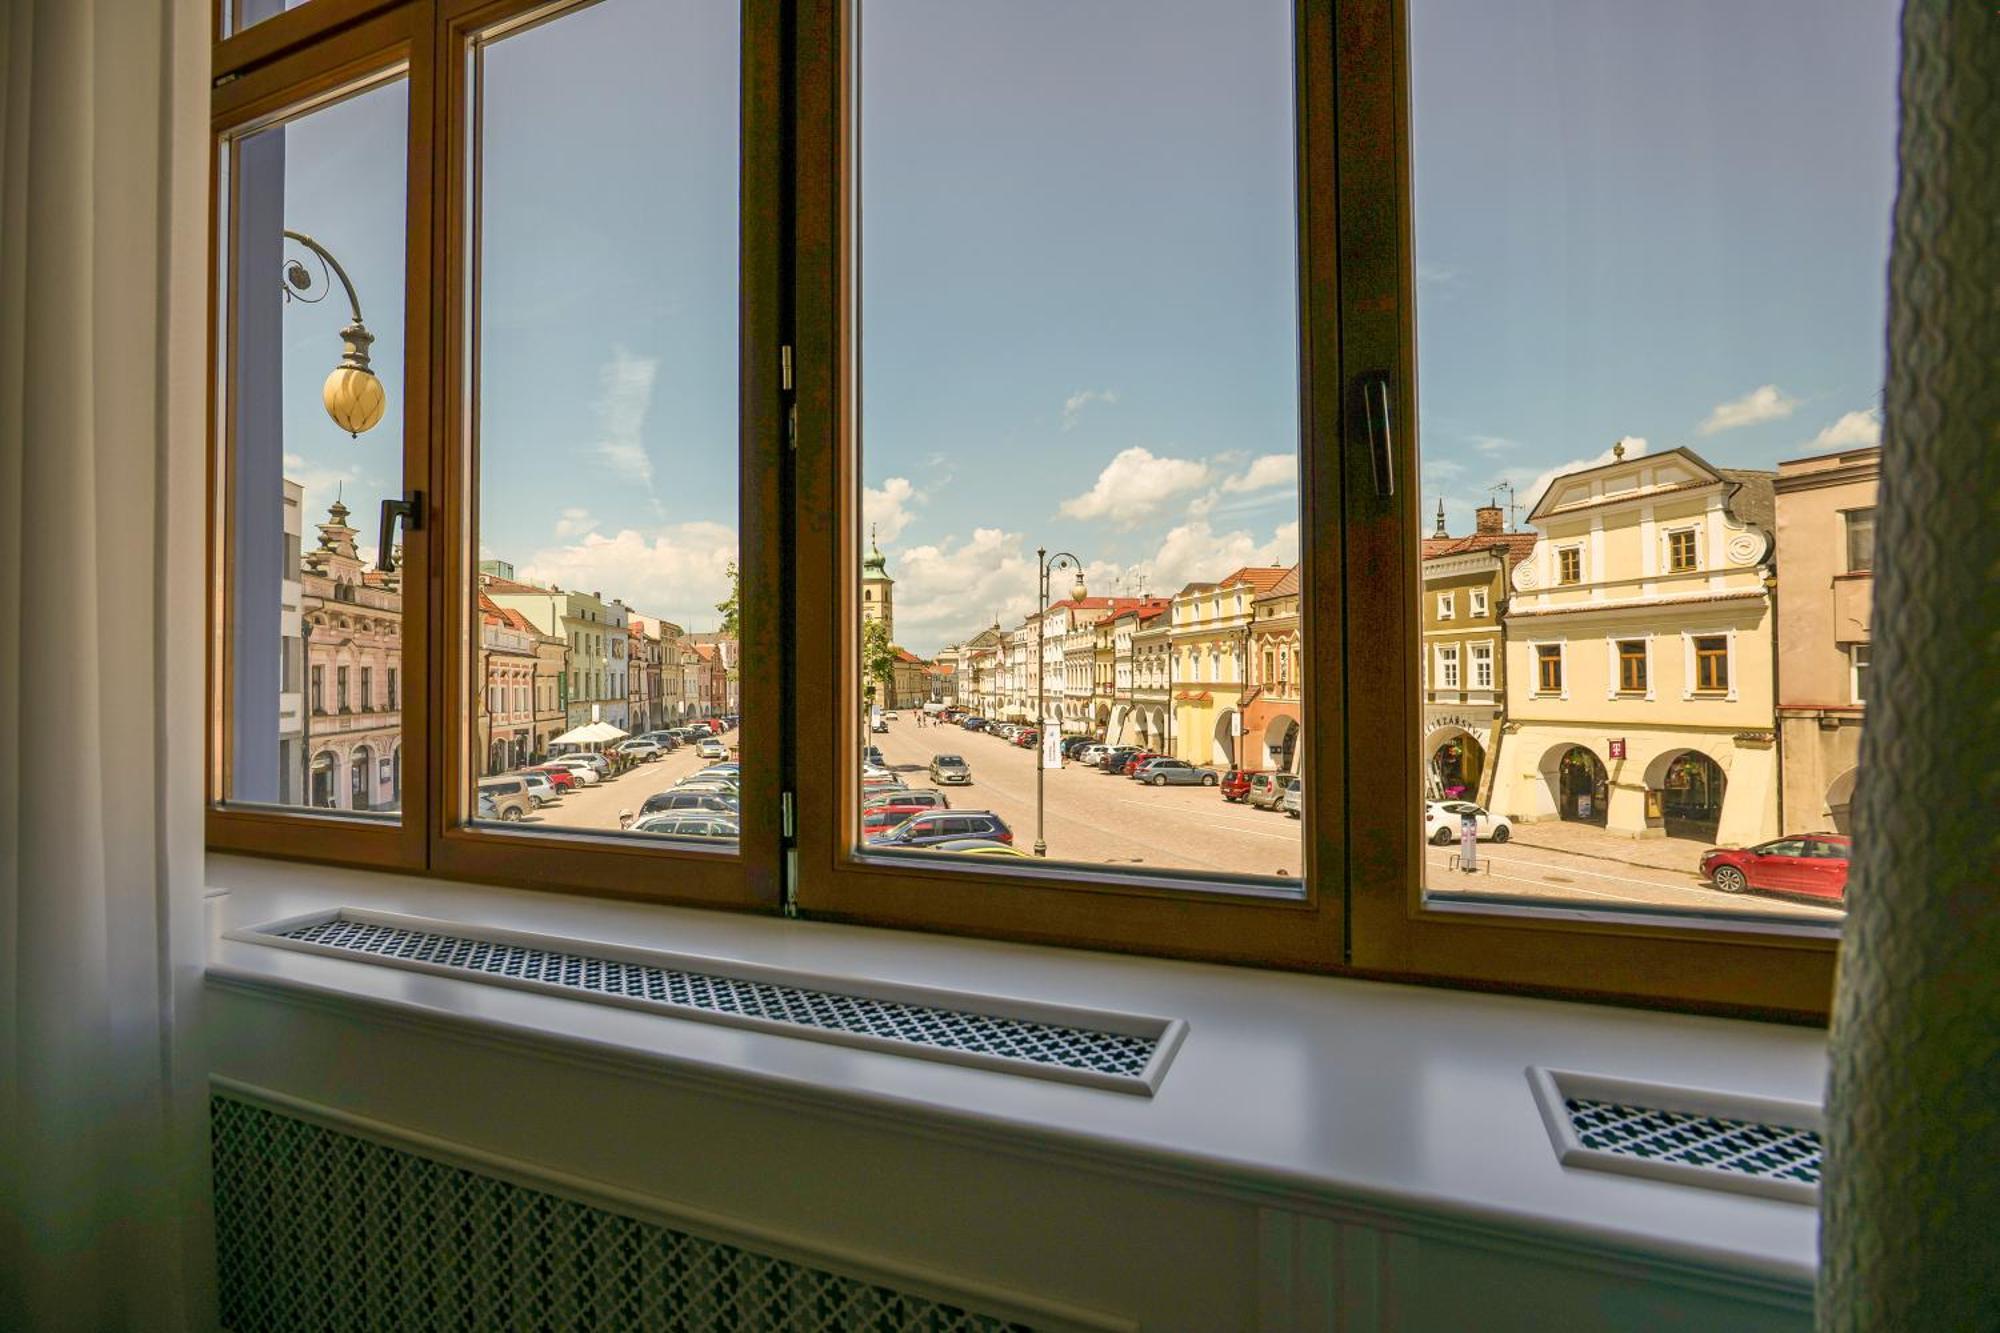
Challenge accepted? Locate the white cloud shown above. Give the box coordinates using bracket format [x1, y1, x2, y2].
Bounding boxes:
[863, 476, 923, 544]
[1057, 446, 1212, 529]
[1125, 518, 1298, 596]
[1220, 453, 1296, 494]
[1060, 388, 1119, 431]
[1471, 434, 1519, 455]
[889, 527, 1040, 650]
[1698, 384, 1798, 436]
[518, 522, 738, 633]
[553, 507, 595, 539]
[1811, 408, 1882, 448]
[1509, 436, 1649, 515]
[593, 346, 659, 485]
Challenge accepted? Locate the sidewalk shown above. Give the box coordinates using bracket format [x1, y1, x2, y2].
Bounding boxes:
[1506, 820, 1711, 877]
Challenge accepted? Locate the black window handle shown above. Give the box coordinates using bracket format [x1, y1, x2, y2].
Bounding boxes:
[377, 492, 423, 573]
[1361, 371, 1395, 499]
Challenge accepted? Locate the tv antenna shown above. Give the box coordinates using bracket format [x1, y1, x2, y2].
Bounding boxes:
[1488, 480, 1520, 532]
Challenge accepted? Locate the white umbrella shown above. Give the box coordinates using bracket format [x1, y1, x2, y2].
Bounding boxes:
[549, 721, 629, 748]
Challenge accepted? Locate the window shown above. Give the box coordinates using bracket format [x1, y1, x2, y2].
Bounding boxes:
[1845, 507, 1876, 572]
[212, 0, 1868, 1015]
[1851, 643, 1872, 704]
[1535, 644, 1563, 694]
[1617, 640, 1647, 693]
[1666, 528, 1698, 572]
[1694, 636, 1730, 692]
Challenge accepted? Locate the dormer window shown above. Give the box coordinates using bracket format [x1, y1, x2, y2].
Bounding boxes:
[1667, 528, 1698, 572]
[1557, 547, 1582, 585]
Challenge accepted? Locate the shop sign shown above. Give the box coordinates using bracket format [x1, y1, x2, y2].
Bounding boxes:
[1608, 738, 1627, 760]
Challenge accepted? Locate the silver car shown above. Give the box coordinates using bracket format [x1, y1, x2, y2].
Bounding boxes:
[1133, 758, 1220, 787]
[928, 754, 972, 785]
[1281, 775, 1302, 818]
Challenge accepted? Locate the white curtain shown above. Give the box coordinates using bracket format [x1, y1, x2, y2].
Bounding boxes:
[0, 0, 212, 1328]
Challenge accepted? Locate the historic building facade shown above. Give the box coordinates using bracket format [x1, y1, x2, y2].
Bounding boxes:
[1169, 568, 1288, 767]
[299, 498, 404, 812]
[1490, 447, 1780, 846]
[1243, 565, 1303, 775]
[1773, 445, 1877, 835]
[1421, 507, 1535, 802]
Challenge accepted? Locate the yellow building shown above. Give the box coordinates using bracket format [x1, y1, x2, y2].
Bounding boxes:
[1421, 506, 1535, 802]
[1490, 447, 1779, 846]
[1168, 567, 1289, 766]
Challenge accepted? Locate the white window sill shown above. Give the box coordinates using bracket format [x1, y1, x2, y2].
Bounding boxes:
[205, 852, 1824, 1291]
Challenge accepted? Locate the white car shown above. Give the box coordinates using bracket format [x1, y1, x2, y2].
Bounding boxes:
[696, 738, 728, 760]
[1424, 800, 1511, 846]
[548, 760, 600, 785]
[1078, 744, 1111, 766]
[514, 772, 558, 806]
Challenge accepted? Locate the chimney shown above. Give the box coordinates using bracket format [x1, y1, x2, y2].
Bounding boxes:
[1475, 505, 1505, 536]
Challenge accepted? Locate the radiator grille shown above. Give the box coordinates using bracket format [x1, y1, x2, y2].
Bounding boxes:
[1564, 1096, 1822, 1187]
[212, 1095, 1031, 1332]
[271, 915, 1157, 1081]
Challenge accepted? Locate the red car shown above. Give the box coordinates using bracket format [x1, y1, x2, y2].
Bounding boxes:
[1120, 751, 1163, 776]
[1220, 769, 1265, 802]
[861, 804, 929, 836]
[1012, 729, 1039, 748]
[526, 764, 577, 792]
[1701, 834, 1850, 901]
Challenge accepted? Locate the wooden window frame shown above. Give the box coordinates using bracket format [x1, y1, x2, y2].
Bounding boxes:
[1535, 643, 1563, 694]
[1694, 635, 1730, 693]
[1617, 639, 1648, 694]
[1556, 545, 1582, 585]
[1666, 527, 1698, 572]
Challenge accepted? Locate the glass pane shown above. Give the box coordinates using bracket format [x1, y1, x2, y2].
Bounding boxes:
[853, 0, 1304, 886]
[226, 0, 320, 39]
[465, 0, 741, 846]
[1410, 0, 1895, 927]
[219, 77, 408, 819]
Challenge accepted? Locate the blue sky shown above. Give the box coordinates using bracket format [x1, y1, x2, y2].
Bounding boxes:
[272, 0, 1898, 657]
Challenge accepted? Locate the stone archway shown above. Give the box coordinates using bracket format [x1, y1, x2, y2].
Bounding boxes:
[1263, 714, 1300, 774]
[1540, 744, 1608, 825]
[1425, 727, 1485, 800]
[310, 749, 339, 809]
[1825, 767, 1858, 834]
[349, 746, 374, 812]
[1212, 710, 1239, 767]
[1644, 748, 1728, 841]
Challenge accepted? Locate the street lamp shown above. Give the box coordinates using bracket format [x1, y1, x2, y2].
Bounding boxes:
[282, 229, 387, 438]
[1034, 547, 1087, 858]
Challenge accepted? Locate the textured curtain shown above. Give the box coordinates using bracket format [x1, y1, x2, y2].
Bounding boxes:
[0, 0, 212, 1329]
[1819, 4, 2000, 1330]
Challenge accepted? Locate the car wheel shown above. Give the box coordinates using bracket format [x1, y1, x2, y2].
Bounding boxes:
[501, 807, 524, 822]
[1202, 774, 1217, 786]
[1712, 865, 1747, 894]
[1491, 825, 1510, 843]
[1429, 826, 1453, 846]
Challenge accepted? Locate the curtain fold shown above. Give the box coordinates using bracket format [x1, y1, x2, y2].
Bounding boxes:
[0, 1, 211, 1329]
[1818, 4, 2000, 1330]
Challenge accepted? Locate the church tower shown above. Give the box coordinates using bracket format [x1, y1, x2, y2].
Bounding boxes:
[861, 524, 895, 642]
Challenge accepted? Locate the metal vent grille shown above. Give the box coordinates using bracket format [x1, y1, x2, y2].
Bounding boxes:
[212, 1094, 1031, 1333]
[263, 913, 1163, 1086]
[1564, 1097, 1821, 1187]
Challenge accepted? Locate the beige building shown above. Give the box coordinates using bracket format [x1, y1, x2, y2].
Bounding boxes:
[1169, 568, 1290, 766]
[299, 498, 404, 812]
[1244, 565, 1303, 775]
[1421, 507, 1535, 802]
[1773, 445, 1877, 835]
[1490, 447, 1779, 846]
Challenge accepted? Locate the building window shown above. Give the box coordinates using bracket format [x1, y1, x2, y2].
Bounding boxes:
[1694, 636, 1730, 692]
[1435, 591, 1455, 620]
[1666, 528, 1698, 572]
[310, 665, 324, 715]
[361, 667, 373, 711]
[336, 667, 350, 713]
[1851, 643, 1872, 704]
[1618, 640, 1648, 693]
[1470, 642, 1493, 690]
[1845, 507, 1876, 572]
[1536, 644, 1563, 694]
[1437, 645, 1460, 690]
[1557, 547, 1582, 584]
[387, 667, 398, 709]
[1470, 587, 1488, 617]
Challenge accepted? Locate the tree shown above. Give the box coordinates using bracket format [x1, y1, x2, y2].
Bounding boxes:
[861, 617, 896, 705]
[715, 561, 740, 638]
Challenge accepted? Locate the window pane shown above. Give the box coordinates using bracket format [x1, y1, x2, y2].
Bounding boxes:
[1412, 0, 1892, 926]
[853, 0, 1303, 886]
[465, 0, 741, 846]
[219, 77, 408, 819]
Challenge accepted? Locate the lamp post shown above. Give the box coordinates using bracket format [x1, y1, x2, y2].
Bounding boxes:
[282, 229, 387, 438]
[1034, 547, 1087, 858]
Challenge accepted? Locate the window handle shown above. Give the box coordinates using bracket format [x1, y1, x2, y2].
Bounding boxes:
[1360, 371, 1395, 499]
[377, 491, 423, 573]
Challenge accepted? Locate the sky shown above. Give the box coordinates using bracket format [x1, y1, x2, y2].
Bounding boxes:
[269, 0, 1899, 659]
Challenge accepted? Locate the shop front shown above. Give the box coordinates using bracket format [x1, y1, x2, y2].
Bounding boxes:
[1423, 708, 1496, 803]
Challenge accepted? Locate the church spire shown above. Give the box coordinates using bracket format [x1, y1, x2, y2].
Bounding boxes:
[1433, 497, 1448, 537]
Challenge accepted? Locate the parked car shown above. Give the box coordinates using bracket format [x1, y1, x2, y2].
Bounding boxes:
[695, 738, 728, 760]
[864, 746, 886, 767]
[526, 764, 577, 793]
[475, 792, 498, 820]
[1119, 751, 1163, 776]
[640, 731, 681, 750]
[1061, 736, 1096, 758]
[615, 739, 662, 762]
[554, 751, 612, 777]
[546, 760, 600, 785]
[862, 787, 949, 812]
[871, 716, 890, 733]
[640, 790, 739, 817]
[1702, 834, 1850, 900]
[1281, 775, 1302, 819]
[1423, 800, 1511, 845]
[882, 710, 899, 722]
[672, 778, 740, 800]
[1012, 729, 1040, 749]
[928, 754, 972, 785]
[633, 813, 740, 842]
[699, 762, 741, 778]
[513, 772, 558, 806]
[933, 838, 1032, 858]
[1077, 744, 1111, 767]
[867, 810, 1014, 848]
[861, 805, 931, 836]
[1246, 773, 1288, 810]
[475, 777, 533, 821]
[1134, 758, 1220, 787]
[861, 769, 905, 793]
[1220, 769, 1264, 803]
[960, 716, 987, 731]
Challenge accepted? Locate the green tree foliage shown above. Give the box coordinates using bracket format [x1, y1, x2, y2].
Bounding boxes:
[715, 561, 740, 638]
[861, 617, 896, 702]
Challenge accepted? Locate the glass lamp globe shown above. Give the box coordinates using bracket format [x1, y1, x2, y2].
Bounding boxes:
[323, 364, 386, 437]
[1070, 574, 1088, 602]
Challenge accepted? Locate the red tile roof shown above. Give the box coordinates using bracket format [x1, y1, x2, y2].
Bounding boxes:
[1217, 566, 1292, 596]
[1421, 532, 1538, 569]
